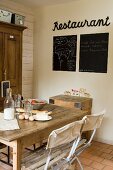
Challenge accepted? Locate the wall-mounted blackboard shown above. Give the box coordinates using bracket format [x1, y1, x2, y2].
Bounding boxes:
[53, 35, 77, 71]
[79, 33, 109, 73]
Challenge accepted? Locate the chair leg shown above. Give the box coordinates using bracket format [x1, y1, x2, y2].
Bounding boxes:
[76, 156, 83, 170]
[66, 137, 80, 162]
[44, 149, 51, 170]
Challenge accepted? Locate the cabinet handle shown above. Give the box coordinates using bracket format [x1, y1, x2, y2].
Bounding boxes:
[9, 35, 16, 41]
[9, 35, 15, 39]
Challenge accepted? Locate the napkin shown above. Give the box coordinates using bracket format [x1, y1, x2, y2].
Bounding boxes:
[0, 113, 20, 131]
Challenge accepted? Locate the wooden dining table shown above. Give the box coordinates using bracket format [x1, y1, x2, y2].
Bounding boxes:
[0, 104, 89, 170]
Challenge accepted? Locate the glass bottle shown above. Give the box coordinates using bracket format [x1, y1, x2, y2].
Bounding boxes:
[4, 88, 15, 120]
[14, 94, 21, 109]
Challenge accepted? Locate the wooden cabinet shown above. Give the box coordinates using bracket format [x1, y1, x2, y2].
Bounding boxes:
[4, 33, 21, 94]
[0, 21, 26, 111]
[49, 94, 92, 114]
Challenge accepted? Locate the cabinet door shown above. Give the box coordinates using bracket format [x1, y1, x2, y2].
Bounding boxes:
[4, 33, 22, 94]
[0, 32, 4, 96]
[0, 32, 4, 110]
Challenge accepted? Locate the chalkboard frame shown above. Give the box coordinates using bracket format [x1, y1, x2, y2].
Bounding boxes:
[53, 35, 77, 72]
[79, 33, 109, 73]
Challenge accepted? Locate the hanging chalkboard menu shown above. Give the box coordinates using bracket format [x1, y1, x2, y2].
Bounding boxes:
[79, 33, 109, 73]
[53, 35, 77, 71]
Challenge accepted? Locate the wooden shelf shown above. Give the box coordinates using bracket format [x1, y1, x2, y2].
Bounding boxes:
[0, 21, 27, 31]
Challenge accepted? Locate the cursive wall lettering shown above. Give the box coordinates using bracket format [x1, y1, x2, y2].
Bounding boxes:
[52, 16, 110, 31]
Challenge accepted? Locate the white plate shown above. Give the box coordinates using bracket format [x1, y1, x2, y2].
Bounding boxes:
[33, 115, 52, 121]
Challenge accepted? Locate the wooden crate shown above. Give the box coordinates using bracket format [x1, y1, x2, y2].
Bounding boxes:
[49, 94, 92, 114]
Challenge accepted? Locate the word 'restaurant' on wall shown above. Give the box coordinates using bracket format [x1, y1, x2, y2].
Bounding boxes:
[52, 16, 110, 31]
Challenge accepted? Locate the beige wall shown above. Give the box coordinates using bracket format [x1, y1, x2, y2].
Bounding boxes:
[33, 0, 113, 144]
[0, 0, 34, 98]
[1, 0, 113, 144]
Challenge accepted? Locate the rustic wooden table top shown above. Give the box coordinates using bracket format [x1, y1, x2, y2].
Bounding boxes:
[0, 104, 88, 142]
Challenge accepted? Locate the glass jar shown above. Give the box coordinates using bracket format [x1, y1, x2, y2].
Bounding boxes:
[4, 88, 15, 120]
[24, 99, 33, 117]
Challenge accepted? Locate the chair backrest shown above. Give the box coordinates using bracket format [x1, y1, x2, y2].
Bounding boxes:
[82, 112, 104, 132]
[46, 119, 84, 149]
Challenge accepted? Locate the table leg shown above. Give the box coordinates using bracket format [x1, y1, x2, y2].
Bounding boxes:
[13, 140, 22, 170]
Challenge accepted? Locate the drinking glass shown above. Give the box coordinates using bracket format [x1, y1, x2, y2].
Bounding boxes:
[14, 94, 22, 118]
[24, 100, 33, 117]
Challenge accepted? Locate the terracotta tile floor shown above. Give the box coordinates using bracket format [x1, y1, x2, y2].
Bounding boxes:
[1, 141, 113, 170]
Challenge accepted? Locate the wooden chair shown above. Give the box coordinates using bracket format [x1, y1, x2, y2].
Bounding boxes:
[69, 111, 105, 169]
[21, 119, 84, 170]
[21, 111, 104, 170]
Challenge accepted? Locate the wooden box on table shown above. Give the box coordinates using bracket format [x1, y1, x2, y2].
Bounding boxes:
[49, 94, 92, 115]
[49, 95, 92, 139]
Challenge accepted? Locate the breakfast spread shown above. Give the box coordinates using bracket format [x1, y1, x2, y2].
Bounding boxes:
[18, 110, 52, 121]
[17, 98, 51, 121]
